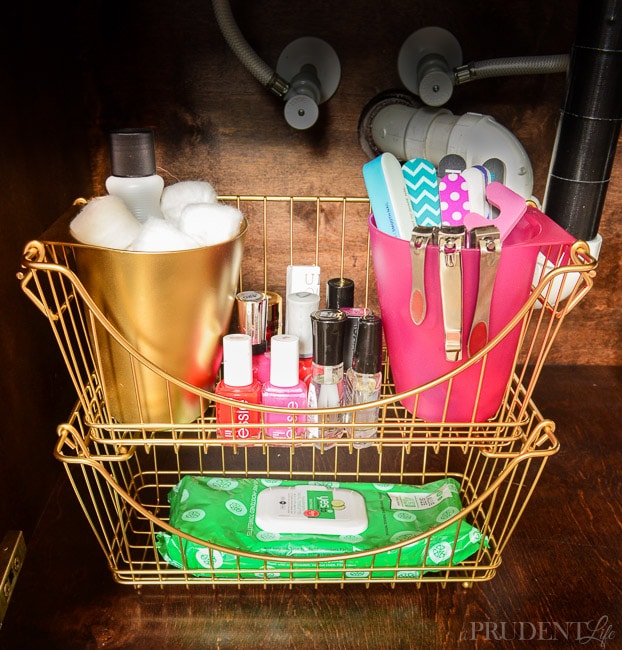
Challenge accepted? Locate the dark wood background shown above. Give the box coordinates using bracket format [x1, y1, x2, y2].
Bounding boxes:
[0, 0, 620, 646]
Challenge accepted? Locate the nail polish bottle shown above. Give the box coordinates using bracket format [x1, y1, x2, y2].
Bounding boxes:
[344, 314, 383, 448]
[235, 290, 271, 383]
[215, 334, 262, 440]
[306, 309, 347, 445]
[265, 291, 283, 346]
[326, 277, 355, 310]
[340, 306, 372, 372]
[261, 334, 308, 441]
[285, 291, 320, 387]
[105, 128, 165, 222]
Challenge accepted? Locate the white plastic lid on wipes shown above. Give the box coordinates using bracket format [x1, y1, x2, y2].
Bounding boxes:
[269, 335, 300, 387]
[223, 334, 253, 387]
[285, 292, 320, 357]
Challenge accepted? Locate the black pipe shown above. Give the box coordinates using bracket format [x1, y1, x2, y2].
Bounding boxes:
[543, 0, 622, 241]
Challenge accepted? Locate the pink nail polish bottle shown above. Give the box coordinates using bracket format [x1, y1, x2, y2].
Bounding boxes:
[215, 334, 262, 440]
[261, 334, 308, 441]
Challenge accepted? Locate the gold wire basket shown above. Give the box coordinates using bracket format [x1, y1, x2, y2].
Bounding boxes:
[18, 195, 596, 587]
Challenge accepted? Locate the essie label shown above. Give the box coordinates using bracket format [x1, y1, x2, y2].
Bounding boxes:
[217, 400, 260, 439]
[262, 390, 308, 439]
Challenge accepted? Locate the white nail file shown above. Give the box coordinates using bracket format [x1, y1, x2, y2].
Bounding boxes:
[363, 152, 416, 240]
[462, 166, 488, 218]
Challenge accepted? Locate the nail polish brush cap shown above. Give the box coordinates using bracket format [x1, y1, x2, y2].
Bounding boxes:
[326, 277, 355, 309]
[265, 291, 283, 349]
[311, 309, 347, 366]
[109, 128, 157, 177]
[235, 291, 268, 354]
[222, 334, 253, 387]
[269, 334, 300, 387]
[352, 314, 383, 375]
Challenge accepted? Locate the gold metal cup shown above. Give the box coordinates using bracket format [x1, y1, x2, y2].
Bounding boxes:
[73, 219, 246, 423]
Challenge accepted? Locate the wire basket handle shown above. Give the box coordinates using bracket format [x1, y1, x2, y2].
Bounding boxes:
[53, 420, 559, 565]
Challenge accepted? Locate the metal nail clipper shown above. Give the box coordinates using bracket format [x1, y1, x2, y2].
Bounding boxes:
[436, 225, 466, 361]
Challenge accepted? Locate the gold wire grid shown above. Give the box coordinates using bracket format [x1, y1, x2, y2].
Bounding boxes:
[55, 399, 558, 587]
[18, 195, 596, 587]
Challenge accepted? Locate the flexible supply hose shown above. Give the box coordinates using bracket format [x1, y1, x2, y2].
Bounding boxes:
[455, 54, 570, 84]
[212, 0, 289, 97]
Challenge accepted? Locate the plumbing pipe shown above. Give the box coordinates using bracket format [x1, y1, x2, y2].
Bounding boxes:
[211, 0, 289, 97]
[543, 0, 622, 242]
[365, 102, 534, 199]
[454, 54, 569, 85]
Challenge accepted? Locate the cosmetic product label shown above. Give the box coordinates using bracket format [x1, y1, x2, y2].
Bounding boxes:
[388, 483, 453, 511]
[286, 265, 321, 296]
[216, 400, 260, 439]
[255, 485, 368, 534]
[262, 394, 308, 439]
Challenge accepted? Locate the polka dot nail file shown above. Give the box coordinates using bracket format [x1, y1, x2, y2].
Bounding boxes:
[439, 173, 470, 226]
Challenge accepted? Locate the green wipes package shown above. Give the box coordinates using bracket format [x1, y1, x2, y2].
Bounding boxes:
[156, 476, 486, 580]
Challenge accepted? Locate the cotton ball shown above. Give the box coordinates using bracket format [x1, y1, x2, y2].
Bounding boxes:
[178, 203, 244, 246]
[129, 217, 200, 252]
[161, 180, 218, 225]
[70, 195, 142, 250]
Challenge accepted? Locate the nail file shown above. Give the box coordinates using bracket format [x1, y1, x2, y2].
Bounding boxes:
[473, 165, 492, 217]
[463, 182, 526, 242]
[363, 152, 416, 240]
[474, 165, 492, 183]
[439, 173, 470, 226]
[483, 158, 505, 185]
[461, 167, 488, 219]
[438, 153, 466, 176]
[483, 159, 505, 217]
[402, 158, 442, 228]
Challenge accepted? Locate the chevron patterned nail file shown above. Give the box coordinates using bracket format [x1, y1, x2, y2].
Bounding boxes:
[402, 158, 442, 228]
[439, 172, 470, 226]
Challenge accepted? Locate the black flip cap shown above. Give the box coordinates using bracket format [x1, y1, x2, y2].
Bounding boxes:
[311, 309, 347, 366]
[352, 314, 383, 375]
[326, 277, 355, 309]
[109, 128, 157, 177]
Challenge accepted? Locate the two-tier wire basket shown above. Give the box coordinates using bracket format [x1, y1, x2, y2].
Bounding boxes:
[18, 195, 596, 587]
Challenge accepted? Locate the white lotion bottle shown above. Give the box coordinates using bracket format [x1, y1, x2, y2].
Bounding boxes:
[105, 128, 165, 222]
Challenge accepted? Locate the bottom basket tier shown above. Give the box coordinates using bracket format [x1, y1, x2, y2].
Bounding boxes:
[54, 394, 559, 588]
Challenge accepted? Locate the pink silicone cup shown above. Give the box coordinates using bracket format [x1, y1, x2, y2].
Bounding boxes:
[369, 206, 575, 422]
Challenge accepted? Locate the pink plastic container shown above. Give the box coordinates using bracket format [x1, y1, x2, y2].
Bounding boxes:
[369, 207, 575, 422]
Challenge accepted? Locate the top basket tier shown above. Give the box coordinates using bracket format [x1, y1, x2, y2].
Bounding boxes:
[18, 195, 596, 446]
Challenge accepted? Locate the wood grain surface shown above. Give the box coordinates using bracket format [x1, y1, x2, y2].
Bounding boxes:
[78, 0, 621, 365]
